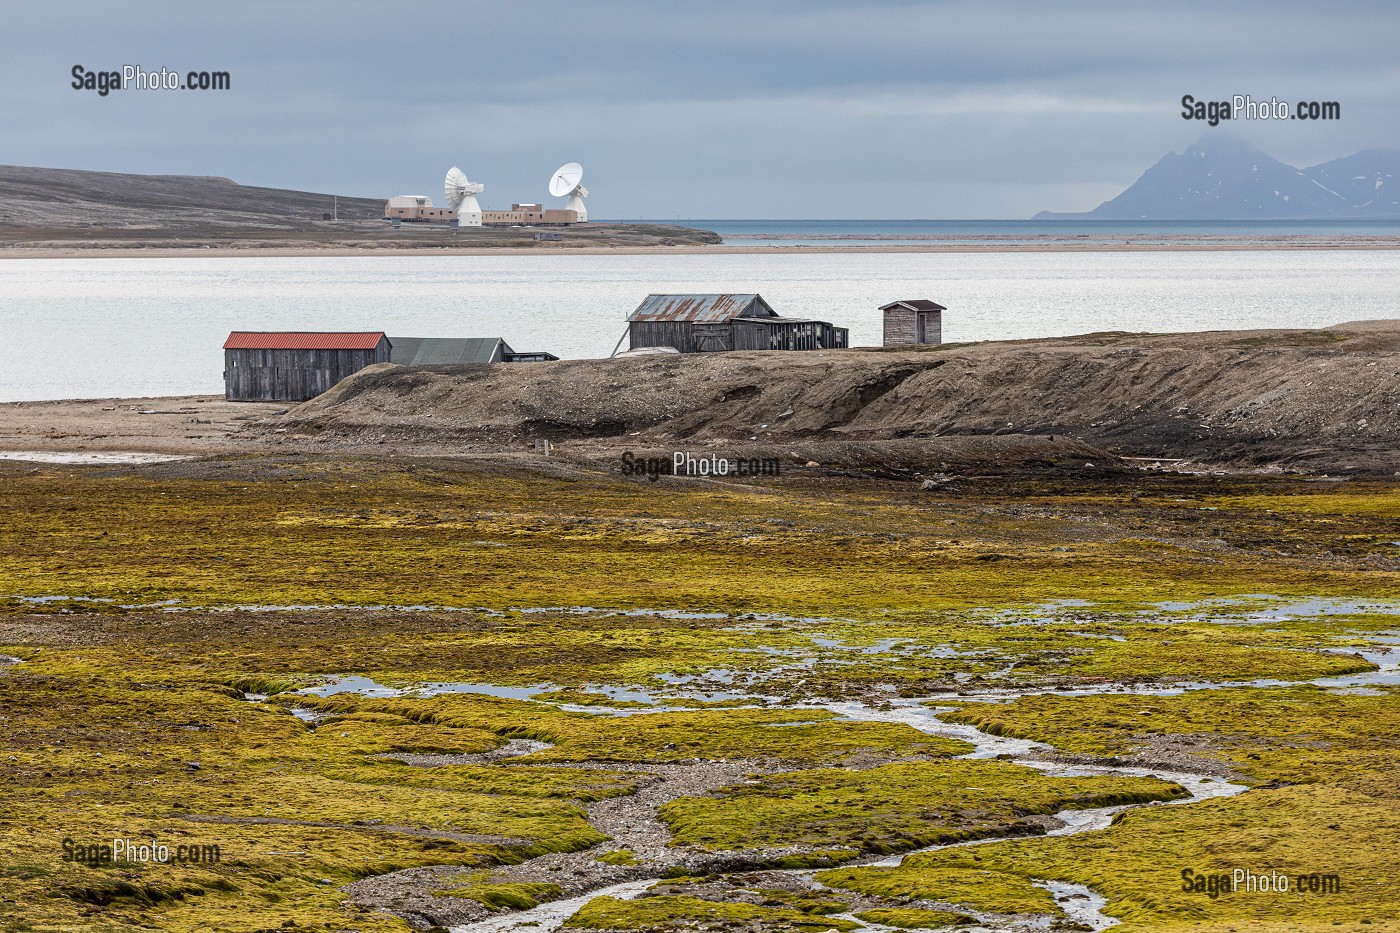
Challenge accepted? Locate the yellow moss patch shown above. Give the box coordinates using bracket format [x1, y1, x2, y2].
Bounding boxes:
[852, 906, 974, 929]
[299, 692, 970, 765]
[660, 759, 1187, 855]
[824, 782, 1400, 932]
[563, 894, 859, 931]
[942, 685, 1400, 785]
[2, 464, 1398, 615]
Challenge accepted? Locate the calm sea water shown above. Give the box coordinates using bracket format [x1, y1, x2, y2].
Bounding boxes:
[654, 218, 1400, 246]
[2, 248, 1398, 401]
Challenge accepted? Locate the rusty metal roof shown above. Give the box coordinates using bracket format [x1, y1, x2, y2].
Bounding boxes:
[627, 293, 775, 323]
[879, 299, 946, 312]
[223, 331, 387, 350]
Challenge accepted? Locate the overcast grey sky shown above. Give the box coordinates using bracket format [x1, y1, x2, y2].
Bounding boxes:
[3, 1, 1398, 218]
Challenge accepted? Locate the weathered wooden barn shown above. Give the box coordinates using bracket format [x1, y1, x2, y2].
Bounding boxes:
[880, 299, 945, 347]
[626, 294, 848, 354]
[223, 331, 390, 402]
[389, 337, 557, 366]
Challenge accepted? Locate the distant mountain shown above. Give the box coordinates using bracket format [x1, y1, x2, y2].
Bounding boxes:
[1035, 136, 1400, 220]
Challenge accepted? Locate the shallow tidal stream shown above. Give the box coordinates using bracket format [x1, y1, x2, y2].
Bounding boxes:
[241, 616, 1400, 932]
[433, 692, 1250, 933]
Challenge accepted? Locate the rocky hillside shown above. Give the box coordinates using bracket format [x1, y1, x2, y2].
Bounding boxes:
[273, 322, 1400, 475]
[0, 164, 383, 228]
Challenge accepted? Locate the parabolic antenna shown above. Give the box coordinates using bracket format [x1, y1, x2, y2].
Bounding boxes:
[549, 162, 583, 197]
[444, 166, 485, 226]
[549, 162, 588, 222]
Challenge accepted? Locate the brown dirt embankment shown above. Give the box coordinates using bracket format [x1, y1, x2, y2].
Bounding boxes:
[272, 321, 1400, 475]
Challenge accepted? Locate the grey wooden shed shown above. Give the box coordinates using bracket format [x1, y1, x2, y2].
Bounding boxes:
[880, 299, 945, 347]
[626, 294, 848, 354]
[389, 337, 560, 365]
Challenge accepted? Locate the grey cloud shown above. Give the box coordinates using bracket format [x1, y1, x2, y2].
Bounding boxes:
[1, 1, 1397, 217]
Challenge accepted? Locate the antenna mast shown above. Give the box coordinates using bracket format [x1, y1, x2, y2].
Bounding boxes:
[549, 162, 588, 223]
[444, 166, 485, 227]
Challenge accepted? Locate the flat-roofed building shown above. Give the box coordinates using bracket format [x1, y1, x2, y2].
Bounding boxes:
[384, 196, 580, 226]
[480, 205, 579, 225]
[383, 195, 456, 223]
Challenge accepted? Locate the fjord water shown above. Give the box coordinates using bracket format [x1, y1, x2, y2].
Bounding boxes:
[682, 218, 1400, 245]
[3, 248, 1399, 401]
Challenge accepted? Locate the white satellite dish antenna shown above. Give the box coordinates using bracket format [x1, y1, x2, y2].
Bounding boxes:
[444, 166, 485, 227]
[549, 162, 588, 222]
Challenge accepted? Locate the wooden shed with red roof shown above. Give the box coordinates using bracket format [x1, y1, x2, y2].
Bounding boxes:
[223, 331, 390, 402]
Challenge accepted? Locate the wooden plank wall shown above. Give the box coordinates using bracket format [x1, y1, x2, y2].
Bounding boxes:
[632, 320, 850, 354]
[884, 308, 917, 346]
[885, 308, 940, 346]
[920, 311, 942, 346]
[629, 321, 704, 353]
[224, 346, 389, 401]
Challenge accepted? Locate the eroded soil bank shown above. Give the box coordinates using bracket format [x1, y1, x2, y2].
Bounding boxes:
[266, 320, 1400, 475]
[5, 322, 1400, 476]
